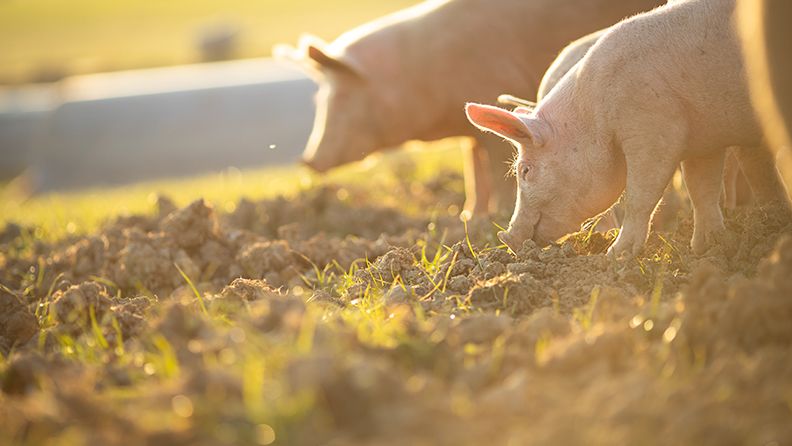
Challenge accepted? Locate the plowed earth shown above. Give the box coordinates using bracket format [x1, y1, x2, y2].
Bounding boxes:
[2, 170, 791, 445]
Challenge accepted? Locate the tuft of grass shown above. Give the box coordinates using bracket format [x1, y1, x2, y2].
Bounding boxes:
[174, 262, 208, 315]
[649, 250, 670, 318]
[297, 254, 336, 291]
[418, 236, 450, 277]
[439, 250, 459, 294]
[89, 276, 120, 295]
[149, 335, 181, 379]
[330, 260, 362, 298]
[573, 285, 601, 331]
[110, 316, 126, 356]
[462, 219, 484, 271]
[89, 304, 110, 350]
[341, 284, 410, 349]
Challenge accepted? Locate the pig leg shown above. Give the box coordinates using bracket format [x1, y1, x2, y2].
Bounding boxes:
[609, 152, 679, 257]
[734, 146, 791, 208]
[596, 210, 620, 232]
[461, 138, 492, 221]
[681, 151, 727, 254]
[722, 148, 744, 209]
[651, 180, 683, 232]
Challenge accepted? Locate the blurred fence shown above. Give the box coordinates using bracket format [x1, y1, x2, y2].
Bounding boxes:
[0, 58, 316, 192]
[0, 86, 57, 180]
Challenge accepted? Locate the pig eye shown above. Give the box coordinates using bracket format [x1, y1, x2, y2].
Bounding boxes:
[518, 164, 531, 180]
[514, 160, 533, 181]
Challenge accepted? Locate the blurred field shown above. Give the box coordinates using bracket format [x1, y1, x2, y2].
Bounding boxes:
[0, 0, 418, 84]
[0, 141, 462, 241]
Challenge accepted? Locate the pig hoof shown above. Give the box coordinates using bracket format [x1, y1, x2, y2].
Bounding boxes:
[606, 241, 637, 259]
[690, 237, 708, 255]
[607, 248, 637, 259]
[459, 209, 490, 222]
[690, 229, 726, 255]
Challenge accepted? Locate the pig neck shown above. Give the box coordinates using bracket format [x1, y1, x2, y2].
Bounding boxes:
[342, 29, 455, 146]
[337, 1, 457, 147]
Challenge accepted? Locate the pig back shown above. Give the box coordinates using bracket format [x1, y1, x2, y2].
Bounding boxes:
[577, 0, 762, 150]
[341, 0, 666, 142]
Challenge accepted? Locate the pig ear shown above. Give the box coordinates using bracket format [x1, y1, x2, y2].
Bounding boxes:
[298, 34, 364, 79]
[297, 34, 328, 54]
[465, 103, 546, 147]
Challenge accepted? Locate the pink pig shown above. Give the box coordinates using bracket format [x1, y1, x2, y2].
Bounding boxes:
[277, 0, 664, 219]
[533, 28, 757, 215]
[738, 0, 792, 190]
[467, 0, 789, 256]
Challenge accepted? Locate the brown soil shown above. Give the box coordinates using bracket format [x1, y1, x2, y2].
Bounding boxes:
[1, 171, 792, 446]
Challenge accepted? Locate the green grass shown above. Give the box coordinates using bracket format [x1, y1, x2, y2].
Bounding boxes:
[0, 140, 463, 241]
[0, 0, 419, 84]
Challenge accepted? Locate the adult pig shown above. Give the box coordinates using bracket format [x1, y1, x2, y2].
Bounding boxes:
[277, 0, 664, 219]
[467, 0, 789, 256]
[738, 0, 792, 189]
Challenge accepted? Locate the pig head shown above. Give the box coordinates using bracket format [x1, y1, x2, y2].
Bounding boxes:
[276, 35, 387, 172]
[465, 103, 623, 251]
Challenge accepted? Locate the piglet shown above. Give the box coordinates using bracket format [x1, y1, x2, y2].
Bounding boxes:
[467, 0, 789, 256]
[534, 28, 755, 217]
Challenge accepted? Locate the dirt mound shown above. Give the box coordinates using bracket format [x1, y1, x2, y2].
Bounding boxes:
[0, 288, 38, 356]
[8, 186, 433, 304]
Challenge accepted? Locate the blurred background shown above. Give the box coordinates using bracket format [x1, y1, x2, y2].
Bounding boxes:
[0, 0, 419, 193]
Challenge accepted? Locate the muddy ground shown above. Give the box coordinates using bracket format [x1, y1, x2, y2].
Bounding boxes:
[1, 169, 792, 445]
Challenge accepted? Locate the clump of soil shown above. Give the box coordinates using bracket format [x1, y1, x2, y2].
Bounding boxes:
[0, 288, 38, 356]
[1, 171, 792, 446]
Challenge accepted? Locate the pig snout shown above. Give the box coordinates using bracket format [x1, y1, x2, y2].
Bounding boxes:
[498, 217, 540, 252]
[301, 155, 331, 173]
[499, 199, 580, 251]
[498, 195, 541, 252]
[301, 137, 343, 173]
[498, 229, 525, 253]
[302, 132, 371, 173]
[302, 148, 365, 173]
[500, 214, 573, 252]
